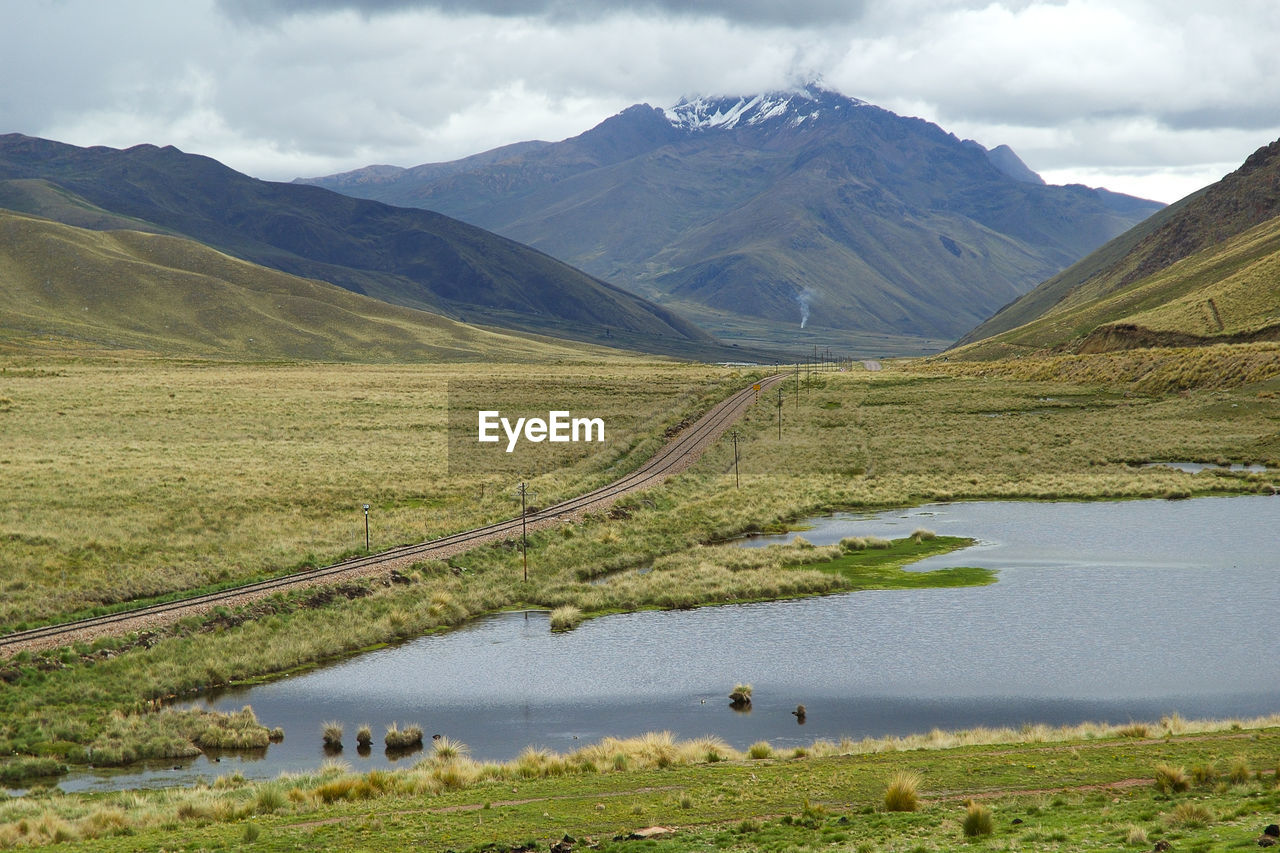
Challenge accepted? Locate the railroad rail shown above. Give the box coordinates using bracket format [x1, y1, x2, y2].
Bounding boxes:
[0, 373, 786, 656]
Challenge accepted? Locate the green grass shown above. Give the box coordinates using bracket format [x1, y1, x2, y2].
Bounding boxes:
[1, 714, 1278, 849]
[820, 534, 989, 588]
[958, 141, 1280, 356]
[1, 356, 1277, 794]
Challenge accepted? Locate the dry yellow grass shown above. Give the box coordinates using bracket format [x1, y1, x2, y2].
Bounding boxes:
[0, 358, 739, 626]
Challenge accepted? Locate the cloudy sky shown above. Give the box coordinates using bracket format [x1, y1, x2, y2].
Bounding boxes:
[4, 0, 1278, 203]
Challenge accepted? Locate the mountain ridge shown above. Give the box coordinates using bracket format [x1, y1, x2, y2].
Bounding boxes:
[0, 132, 719, 359]
[0, 207, 617, 362]
[299, 84, 1163, 350]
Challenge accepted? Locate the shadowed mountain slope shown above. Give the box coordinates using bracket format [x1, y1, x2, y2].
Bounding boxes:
[0, 209, 619, 362]
[0, 133, 716, 358]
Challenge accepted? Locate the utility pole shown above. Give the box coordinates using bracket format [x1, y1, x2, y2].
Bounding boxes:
[516, 482, 530, 581]
[730, 430, 739, 489]
[776, 387, 783, 440]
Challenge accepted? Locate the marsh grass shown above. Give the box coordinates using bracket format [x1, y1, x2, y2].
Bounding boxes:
[961, 800, 994, 836]
[549, 605, 582, 631]
[3, 717, 1280, 850]
[321, 721, 343, 749]
[1154, 763, 1191, 794]
[384, 723, 423, 750]
[884, 770, 922, 812]
[431, 735, 469, 762]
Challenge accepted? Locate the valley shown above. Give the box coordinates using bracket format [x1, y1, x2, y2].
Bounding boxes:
[2, 54, 1280, 853]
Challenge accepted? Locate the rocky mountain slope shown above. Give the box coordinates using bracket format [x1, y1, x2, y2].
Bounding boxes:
[301, 85, 1163, 350]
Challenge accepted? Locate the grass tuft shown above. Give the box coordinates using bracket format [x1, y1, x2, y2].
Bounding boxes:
[549, 605, 583, 631]
[1163, 801, 1213, 828]
[1153, 763, 1190, 794]
[884, 770, 922, 812]
[1226, 755, 1252, 784]
[961, 800, 994, 837]
[432, 736, 469, 762]
[384, 723, 423, 750]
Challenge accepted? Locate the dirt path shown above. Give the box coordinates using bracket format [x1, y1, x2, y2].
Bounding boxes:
[1, 374, 785, 657]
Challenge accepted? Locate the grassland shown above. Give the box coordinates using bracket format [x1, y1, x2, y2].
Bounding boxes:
[0, 357, 739, 628]
[1, 349, 1278, 846]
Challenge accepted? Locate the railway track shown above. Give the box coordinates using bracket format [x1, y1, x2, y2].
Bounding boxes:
[0, 373, 786, 656]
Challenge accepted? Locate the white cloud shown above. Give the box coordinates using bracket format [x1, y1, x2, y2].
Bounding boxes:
[1, 0, 1278, 202]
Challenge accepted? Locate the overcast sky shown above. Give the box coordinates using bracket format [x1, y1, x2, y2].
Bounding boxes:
[4, 0, 1278, 203]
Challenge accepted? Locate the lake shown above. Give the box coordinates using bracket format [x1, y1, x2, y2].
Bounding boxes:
[57, 495, 1280, 793]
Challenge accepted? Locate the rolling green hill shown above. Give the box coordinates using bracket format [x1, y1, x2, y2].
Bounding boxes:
[0, 133, 719, 359]
[0, 209, 617, 362]
[953, 138, 1280, 358]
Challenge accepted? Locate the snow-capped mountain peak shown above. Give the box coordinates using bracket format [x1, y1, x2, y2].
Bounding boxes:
[663, 84, 867, 131]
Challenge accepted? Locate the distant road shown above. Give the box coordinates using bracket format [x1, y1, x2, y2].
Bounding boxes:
[861, 360, 882, 371]
[0, 374, 787, 657]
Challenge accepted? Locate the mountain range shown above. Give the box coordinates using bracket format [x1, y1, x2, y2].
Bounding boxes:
[955, 137, 1280, 357]
[0, 133, 720, 359]
[300, 85, 1164, 351]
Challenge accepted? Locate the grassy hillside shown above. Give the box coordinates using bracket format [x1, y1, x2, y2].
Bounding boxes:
[0, 209, 614, 362]
[952, 214, 1280, 359]
[956, 137, 1280, 356]
[955, 191, 1201, 346]
[0, 134, 722, 359]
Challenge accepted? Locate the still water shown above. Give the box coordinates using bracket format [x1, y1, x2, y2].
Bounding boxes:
[60, 495, 1280, 792]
